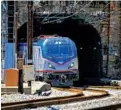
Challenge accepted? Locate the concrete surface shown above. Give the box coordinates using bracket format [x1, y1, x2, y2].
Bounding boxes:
[31, 81, 51, 94]
[1, 81, 51, 95]
[23, 65, 35, 82]
[1, 86, 31, 94]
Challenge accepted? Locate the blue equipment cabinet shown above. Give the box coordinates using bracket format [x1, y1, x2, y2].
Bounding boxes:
[5, 43, 15, 69]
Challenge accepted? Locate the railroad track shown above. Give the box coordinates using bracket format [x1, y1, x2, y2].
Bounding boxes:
[84, 86, 121, 110]
[89, 85, 121, 89]
[1, 88, 109, 110]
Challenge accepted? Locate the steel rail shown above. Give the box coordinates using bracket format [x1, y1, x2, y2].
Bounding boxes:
[1, 89, 109, 110]
[89, 86, 121, 89]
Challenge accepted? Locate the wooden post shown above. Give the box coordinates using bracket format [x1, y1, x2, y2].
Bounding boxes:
[27, 1, 33, 65]
[27, 1, 33, 86]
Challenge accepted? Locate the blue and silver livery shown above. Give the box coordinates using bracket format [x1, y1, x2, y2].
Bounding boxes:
[33, 36, 79, 86]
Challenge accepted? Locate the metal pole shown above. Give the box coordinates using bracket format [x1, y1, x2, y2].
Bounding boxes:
[106, 1, 110, 75]
[27, 1, 33, 65]
[114, 1, 118, 48]
[13, 1, 18, 68]
[119, 2, 121, 58]
[27, 1, 33, 87]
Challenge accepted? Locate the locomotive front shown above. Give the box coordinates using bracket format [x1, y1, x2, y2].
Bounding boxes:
[34, 37, 79, 86]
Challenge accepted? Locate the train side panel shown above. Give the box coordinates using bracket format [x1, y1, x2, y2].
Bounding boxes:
[33, 46, 45, 77]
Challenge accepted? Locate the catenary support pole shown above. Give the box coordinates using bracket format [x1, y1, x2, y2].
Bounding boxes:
[106, 1, 110, 75]
[13, 1, 18, 68]
[27, 1, 33, 65]
[27, 1, 33, 86]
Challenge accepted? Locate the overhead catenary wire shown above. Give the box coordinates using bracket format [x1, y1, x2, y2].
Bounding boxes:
[15, 1, 120, 34]
[41, 1, 117, 25]
[41, 1, 80, 23]
[12, 1, 120, 37]
[17, 1, 118, 26]
[42, 1, 93, 24]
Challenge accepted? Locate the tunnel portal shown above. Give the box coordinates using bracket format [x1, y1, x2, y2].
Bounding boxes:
[18, 18, 102, 85]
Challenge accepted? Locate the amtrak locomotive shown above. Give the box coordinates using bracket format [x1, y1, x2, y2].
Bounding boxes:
[33, 36, 79, 86]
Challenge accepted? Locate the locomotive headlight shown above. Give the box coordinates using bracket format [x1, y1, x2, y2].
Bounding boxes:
[48, 64, 52, 68]
[48, 63, 55, 69]
[68, 62, 74, 69]
[70, 63, 74, 67]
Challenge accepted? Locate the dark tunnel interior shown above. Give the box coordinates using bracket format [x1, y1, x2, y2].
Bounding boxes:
[18, 18, 102, 85]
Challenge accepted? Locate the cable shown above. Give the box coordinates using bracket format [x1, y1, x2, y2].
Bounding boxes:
[18, 1, 115, 26]
[41, 12, 52, 22]
[42, 1, 93, 24]
[41, 1, 79, 23]
[41, 1, 113, 24]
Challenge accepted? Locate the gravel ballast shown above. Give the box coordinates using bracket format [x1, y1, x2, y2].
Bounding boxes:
[23, 94, 121, 110]
[1, 88, 75, 103]
[2, 88, 121, 110]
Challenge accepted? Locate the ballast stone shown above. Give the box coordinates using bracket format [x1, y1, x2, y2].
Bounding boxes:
[31, 81, 51, 95]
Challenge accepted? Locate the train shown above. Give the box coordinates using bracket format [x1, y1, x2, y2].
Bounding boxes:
[19, 35, 79, 86]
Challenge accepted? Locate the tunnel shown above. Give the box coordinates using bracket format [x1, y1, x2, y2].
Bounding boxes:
[18, 18, 102, 85]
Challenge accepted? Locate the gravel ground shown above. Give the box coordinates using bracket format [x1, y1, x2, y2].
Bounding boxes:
[23, 94, 121, 110]
[22, 89, 121, 110]
[2, 88, 121, 110]
[1, 89, 102, 103]
[1, 88, 75, 103]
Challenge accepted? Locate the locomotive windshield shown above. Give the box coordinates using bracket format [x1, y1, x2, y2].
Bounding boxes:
[47, 45, 73, 57]
[40, 37, 77, 63]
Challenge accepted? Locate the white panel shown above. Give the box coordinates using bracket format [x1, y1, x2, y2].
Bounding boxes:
[31, 81, 51, 94]
[33, 46, 43, 71]
[23, 65, 35, 82]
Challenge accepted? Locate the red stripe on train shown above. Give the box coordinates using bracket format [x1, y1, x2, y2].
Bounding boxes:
[36, 69, 78, 73]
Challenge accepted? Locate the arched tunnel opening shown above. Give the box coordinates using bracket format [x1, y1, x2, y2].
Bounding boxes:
[18, 18, 102, 86]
